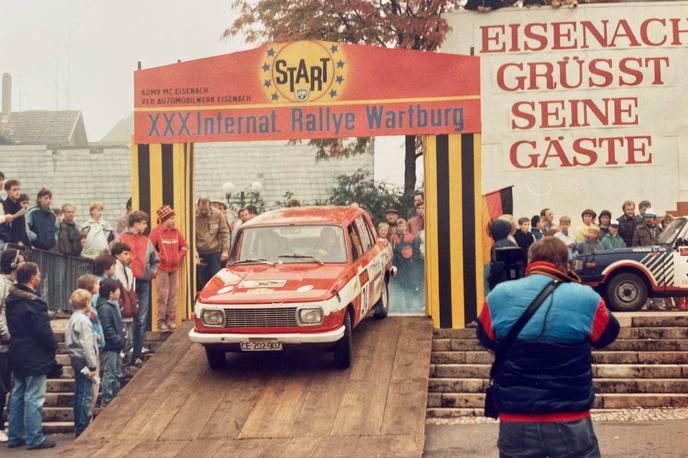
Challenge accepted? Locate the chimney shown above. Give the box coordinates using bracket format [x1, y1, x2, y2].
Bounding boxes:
[1, 73, 10, 117]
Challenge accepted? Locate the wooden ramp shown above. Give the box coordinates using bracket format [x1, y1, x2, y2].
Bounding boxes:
[59, 317, 432, 458]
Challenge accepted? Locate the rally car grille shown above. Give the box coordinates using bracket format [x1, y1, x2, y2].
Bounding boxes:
[224, 307, 298, 328]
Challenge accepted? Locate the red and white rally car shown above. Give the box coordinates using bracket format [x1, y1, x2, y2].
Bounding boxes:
[189, 206, 394, 369]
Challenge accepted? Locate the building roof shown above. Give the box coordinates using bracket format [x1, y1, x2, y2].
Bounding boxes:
[0, 110, 88, 146]
[245, 206, 365, 228]
[100, 112, 133, 144]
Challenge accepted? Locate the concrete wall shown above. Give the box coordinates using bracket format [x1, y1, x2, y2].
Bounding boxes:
[0, 141, 373, 226]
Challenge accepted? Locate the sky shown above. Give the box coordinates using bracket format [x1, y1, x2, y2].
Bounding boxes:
[0, 0, 415, 186]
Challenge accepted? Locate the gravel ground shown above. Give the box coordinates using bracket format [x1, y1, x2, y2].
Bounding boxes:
[427, 408, 688, 425]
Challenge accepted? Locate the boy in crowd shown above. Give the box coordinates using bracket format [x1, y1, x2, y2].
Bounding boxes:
[513, 217, 535, 263]
[58, 203, 83, 256]
[554, 216, 577, 258]
[93, 254, 117, 282]
[0, 180, 30, 247]
[76, 274, 104, 418]
[149, 205, 188, 331]
[638, 200, 652, 217]
[26, 188, 57, 251]
[120, 211, 159, 366]
[81, 203, 115, 259]
[598, 210, 612, 238]
[530, 215, 544, 240]
[65, 289, 98, 437]
[0, 247, 24, 443]
[574, 209, 597, 244]
[601, 219, 626, 250]
[385, 209, 399, 237]
[111, 243, 136, 364]
[577, 225, 604, 255]
[407, 203, 425, 236]
[377, 222, 390, 241]
[96, 279, 125, 407]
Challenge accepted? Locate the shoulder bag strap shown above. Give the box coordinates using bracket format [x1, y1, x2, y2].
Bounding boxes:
[490, 280, 561, 378]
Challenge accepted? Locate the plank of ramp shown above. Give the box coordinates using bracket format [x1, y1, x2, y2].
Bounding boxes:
[381, 317, 433, 437]
[76, 321, 195, 443]
[175, 438, 226, 457]
[159, 359, 230, 441]
[238, 369, 313, 438]
[129, 440, 190, 458]
[330, 317, 401, 436]
[118, 344, 207, 441]
[198, 370, 267, 440]
[211, 438, 286, 458]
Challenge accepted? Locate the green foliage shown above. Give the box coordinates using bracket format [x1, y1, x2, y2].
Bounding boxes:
[324, 169, 407, 224]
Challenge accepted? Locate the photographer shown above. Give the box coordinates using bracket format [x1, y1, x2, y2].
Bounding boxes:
[477, 237, 619, 458]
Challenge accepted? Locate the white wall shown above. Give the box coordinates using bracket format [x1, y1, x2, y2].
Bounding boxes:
[443, 2, 688, 220]
[0, 141, 374, 224]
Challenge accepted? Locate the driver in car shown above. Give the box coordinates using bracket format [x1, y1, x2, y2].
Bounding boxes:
[317, 227, 341, 261]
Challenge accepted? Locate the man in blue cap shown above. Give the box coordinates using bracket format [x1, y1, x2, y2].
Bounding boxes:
[632, 208, 662, 247]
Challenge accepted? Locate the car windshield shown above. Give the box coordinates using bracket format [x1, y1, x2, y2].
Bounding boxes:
[236, 225, 347, 263]
[657, 218, 687, 245]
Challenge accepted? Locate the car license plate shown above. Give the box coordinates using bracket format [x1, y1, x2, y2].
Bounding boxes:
[240, 341, 283, 352]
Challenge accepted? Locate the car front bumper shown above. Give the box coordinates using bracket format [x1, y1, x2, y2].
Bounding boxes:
[188, 325, 346, 345]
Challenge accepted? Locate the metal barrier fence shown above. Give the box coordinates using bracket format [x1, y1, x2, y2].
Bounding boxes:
[24, 248, 94, 312]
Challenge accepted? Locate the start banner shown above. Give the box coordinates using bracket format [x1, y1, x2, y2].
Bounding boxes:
[134, 41, 480, 143]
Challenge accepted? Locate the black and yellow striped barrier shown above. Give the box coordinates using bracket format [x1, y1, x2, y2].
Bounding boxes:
[131, 142, 196, 324]
[424, 133, 484, 328]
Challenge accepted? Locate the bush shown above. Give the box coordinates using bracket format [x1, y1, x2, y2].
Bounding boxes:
[325, 169, 407, 224]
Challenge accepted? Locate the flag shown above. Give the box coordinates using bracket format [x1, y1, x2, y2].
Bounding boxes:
[480, 186, 514, 264]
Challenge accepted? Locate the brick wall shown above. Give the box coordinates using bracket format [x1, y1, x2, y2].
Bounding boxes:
[0, 141, 373, 226]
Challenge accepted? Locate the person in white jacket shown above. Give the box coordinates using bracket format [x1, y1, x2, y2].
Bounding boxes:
[81, 202, 115, 259]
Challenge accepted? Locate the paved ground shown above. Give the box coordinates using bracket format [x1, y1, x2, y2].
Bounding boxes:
[424, 419, 688, 457]
[5, 419, 687, 457]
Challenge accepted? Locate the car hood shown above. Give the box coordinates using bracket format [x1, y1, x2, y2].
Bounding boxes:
[198, 263, 352, 304]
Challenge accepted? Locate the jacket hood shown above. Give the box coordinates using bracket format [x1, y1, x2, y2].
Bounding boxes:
[489, 219, 512, 241]
[96, 296, 117, 310]
[6, 284, 41, 305]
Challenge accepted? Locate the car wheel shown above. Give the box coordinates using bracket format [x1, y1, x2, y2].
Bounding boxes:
[205, 347, 226, 370]
[334, 310, 353, 369]
[372, 280, 389, 319]
[606, 272, 648, 312]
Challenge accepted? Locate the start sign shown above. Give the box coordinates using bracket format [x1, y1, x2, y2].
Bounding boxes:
[264, 41, 347, 103]
[134, 41, 480, 143]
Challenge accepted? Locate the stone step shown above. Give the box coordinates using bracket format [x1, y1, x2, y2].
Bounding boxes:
[432, 338, 688, 352]
[431, 351, 688, 365]
[427, 393, 688, 409]
[631, 316, 688, 327]
[43, 407, 73, 422]
[46, 379, 75, 393]
[428, 378, 688, 394]
[52, 326, 172, 342]
[430, 364, 688, 379]
[433, 326, 688, 340]
[44, 392, 75, 407]
[43, 421, 74, 434]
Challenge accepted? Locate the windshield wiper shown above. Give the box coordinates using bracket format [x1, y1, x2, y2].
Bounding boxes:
[278, 254, 324, 265]
[230, 258, 274, 265]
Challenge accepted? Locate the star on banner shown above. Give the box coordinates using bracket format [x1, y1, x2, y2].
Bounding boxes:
[267, 48, 275, 57]
[271, 93, 279, 101]
[263, 80, 272, 88]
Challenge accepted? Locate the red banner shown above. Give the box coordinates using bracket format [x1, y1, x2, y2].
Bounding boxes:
[134, 41, 480, 143]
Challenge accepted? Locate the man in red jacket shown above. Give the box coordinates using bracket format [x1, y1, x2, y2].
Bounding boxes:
[149, 206, 188, 331]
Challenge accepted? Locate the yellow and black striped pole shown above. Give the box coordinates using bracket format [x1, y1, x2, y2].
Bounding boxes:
[424, 133, 484, 329]
[131, 142, 196, 326]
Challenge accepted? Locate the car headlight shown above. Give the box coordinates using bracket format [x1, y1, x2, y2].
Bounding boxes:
[297, 307, 323, 325]
[201, 309, 225, 327]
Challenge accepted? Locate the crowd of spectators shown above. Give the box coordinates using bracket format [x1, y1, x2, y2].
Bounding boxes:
[488, 199, 686, 310]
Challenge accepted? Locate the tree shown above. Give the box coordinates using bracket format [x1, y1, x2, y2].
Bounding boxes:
[325, 169, 405, 224]
[225, 0, 464, 197]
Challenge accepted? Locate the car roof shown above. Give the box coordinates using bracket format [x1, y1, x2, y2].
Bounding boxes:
[242, 206, 366, 228]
